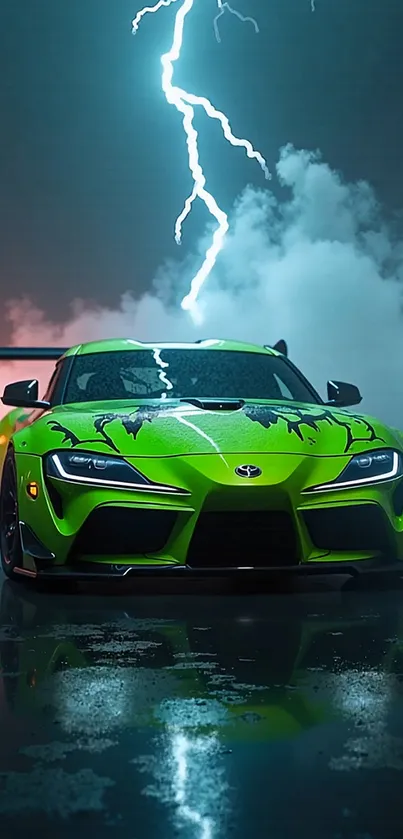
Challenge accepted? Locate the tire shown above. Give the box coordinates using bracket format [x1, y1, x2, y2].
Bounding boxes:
[0, 448, 23, 581]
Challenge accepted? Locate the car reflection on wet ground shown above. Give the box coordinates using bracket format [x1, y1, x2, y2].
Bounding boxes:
[1, 573, 403, 839]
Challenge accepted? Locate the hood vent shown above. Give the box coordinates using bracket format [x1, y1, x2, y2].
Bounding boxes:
[180, 398, 245, 411]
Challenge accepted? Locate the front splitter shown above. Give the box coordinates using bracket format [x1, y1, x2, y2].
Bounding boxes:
[14, 556, 403, 581]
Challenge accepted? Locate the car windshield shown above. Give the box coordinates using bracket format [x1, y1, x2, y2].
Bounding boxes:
[62, 349, 321, 404]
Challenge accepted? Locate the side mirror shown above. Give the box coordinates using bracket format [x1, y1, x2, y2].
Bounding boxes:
[1, 380, 50, 410]
[326, 380, 362, 408]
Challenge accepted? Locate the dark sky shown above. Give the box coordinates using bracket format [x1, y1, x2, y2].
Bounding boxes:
[0, 0, 402, 338]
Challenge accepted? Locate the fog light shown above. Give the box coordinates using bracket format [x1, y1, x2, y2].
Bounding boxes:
[27, 482, 39, 499]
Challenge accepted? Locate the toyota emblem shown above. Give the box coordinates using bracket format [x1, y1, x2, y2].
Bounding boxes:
[235, 465, 262, 479]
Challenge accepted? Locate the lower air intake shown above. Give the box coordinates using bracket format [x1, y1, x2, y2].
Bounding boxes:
[187, 510, 298, 568]
[302, 504, 393, 555]
[71, 506, 177, 557]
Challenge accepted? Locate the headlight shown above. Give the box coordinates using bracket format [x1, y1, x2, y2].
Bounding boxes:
[304, 449, 402, 493]
[45, 451, 189, 495]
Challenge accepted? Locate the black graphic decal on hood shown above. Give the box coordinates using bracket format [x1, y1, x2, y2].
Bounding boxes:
[47, 421, 82, 448]
[119, 406, 165, 441]
[242, 405, 384, 453]
[47, 403, 385, 454]
[48, 406, 171, 452]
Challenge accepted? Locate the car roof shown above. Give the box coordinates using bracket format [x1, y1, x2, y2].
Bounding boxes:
[63, 339, 281, 358]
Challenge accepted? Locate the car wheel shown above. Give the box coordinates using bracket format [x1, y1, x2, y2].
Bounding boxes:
[0, 449, 23, 581]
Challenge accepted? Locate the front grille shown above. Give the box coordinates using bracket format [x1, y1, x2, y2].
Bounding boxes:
[71, 506, 178, 558]
[187, 510, 298, 567]
[302, 504, 393, 555]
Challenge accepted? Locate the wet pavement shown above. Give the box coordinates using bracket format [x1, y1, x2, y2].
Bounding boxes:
[1, 573, 403, 838]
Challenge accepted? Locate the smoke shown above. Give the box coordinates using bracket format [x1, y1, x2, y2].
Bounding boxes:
[2, 144, 403, 426]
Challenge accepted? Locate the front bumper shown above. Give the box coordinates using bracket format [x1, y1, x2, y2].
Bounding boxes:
[14, 452, 403, 577]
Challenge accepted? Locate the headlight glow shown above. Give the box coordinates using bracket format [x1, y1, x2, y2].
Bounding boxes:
[304, 448, 402, 493]
[45, 450, 190, 495]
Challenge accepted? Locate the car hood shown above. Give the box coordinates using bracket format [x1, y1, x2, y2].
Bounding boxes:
[21, 399, 397, 458]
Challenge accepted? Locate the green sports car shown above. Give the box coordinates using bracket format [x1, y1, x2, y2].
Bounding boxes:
[0, 337, 402, 582]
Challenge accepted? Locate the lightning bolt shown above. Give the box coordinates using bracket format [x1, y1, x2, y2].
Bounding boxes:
[132, 0, 269, 323]
[132, 0, 180, 32]
[213, 1, 259, 43]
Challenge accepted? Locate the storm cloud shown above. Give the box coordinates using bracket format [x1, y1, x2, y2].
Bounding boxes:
[2, 144, 403, 426]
